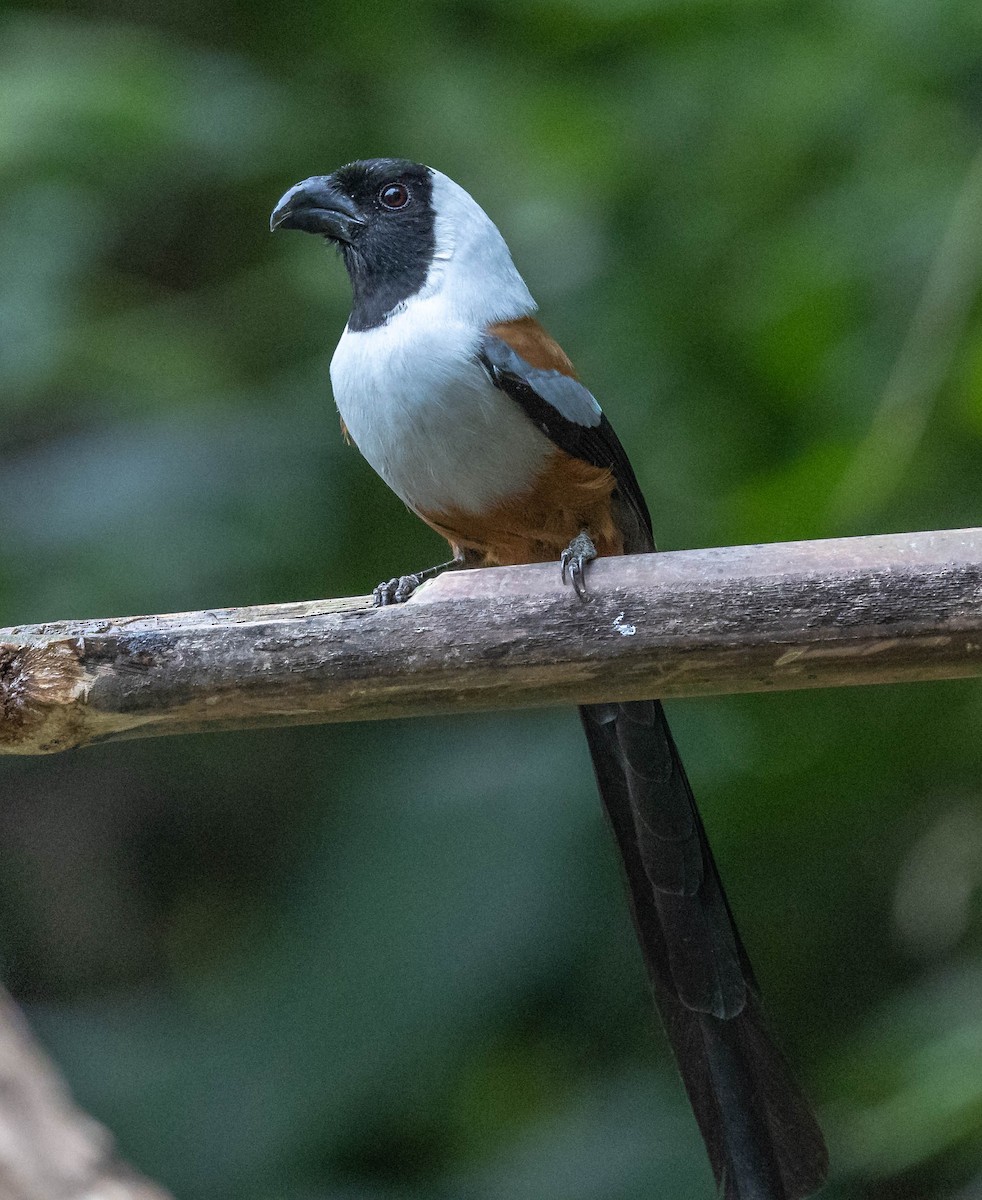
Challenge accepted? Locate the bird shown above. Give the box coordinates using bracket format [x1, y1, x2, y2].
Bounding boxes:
[270, 158, 828, 1199]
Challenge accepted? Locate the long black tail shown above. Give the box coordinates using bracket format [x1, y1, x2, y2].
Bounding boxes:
[580, 700, 828, 1199]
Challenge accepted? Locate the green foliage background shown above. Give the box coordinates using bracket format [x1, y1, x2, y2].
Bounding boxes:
[2, 1, 982, 1196]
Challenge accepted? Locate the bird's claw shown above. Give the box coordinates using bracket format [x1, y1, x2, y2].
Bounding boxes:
[560, 532, 597, 600]
[373, 573, 423, 606]
[372, 556, 465, 607]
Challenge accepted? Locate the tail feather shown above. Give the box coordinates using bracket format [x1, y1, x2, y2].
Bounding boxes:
[581, 700, 828, 1199]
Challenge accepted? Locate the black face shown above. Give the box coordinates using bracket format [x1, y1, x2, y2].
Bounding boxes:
[270, 158, 436, 331]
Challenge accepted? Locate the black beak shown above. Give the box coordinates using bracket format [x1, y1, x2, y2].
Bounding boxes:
[270, 177, 366, 243]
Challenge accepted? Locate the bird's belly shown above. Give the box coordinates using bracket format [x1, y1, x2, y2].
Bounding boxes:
[330, 319, 551, 515]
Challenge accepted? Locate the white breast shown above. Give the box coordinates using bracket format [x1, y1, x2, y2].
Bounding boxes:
[330, 297, 551, 515]
[328, 167, 553, 516]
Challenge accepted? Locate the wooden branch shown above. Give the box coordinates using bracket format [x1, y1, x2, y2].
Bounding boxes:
[1, 528, 980, 756]
[0, 985, 173, 1198]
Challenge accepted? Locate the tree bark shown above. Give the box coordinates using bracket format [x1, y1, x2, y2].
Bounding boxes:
[1, 528, 980, 756]
[0, 986, 172, 1199]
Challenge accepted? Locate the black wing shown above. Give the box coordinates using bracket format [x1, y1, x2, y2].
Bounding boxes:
[478, 333, 654, 550]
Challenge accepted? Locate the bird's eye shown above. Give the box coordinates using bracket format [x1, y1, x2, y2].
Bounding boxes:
[379, 183, 410, 210]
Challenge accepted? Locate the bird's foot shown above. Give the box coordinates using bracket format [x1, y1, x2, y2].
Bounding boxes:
[373, 557, 463, 607]
[560, 531, 597, 599]
[373, 574, 426, 606]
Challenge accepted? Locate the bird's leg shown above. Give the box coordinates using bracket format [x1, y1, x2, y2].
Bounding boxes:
[373, 555, 466, 607]
[560, 530, 597, 599]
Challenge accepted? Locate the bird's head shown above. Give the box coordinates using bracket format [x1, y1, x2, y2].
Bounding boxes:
[270, 157, 535, 330]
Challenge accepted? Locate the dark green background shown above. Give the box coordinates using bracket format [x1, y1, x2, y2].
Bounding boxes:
[2, 2, 982, 1196]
